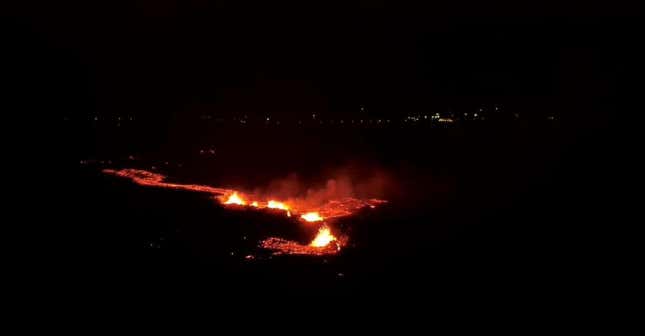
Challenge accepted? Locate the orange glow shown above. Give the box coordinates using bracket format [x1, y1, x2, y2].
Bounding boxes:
[300, 212, 323, 222]
[267, 200, 289, 211]
[260, 237, 340, 256]
[310, 226, 337, 247]
[224, 192, 246, 205]
[103, 168, 387, 256]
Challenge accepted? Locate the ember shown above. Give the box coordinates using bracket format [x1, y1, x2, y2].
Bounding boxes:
[260, 236, 341, 256]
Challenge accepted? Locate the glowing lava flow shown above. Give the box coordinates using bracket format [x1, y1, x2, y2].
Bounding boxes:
[267, 200, 291, 217]
[260, 225, 339, 255]
[300, 212, 323, 222]
[103, 169, 232, 195]
[103, 168, 386, 256]
[267, 200, 288, 210]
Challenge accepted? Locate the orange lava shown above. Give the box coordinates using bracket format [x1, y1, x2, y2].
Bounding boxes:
[267, 200, 289, 211]
[300, 212, 323, 222]
[103, 169, 232, 195]
[103, 168, 386, 256]
[260, 237, 341, 256]
[309, 226, 337, 247]
[224, 192, 246, 205]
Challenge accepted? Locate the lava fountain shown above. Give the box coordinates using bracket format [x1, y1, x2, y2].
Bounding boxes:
[224, 192, 246, 205]
[309, 226, 337, 247]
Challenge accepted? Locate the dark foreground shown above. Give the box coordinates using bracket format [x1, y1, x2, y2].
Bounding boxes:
[38, 119, 635, 301]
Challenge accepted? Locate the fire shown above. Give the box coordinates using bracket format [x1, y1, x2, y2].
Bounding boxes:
[267, 200, 291, 216]
[267, 200, 289, 211]
[224, 192, 246, 205]
[103, 168, 387, 256]
[310, 226, 337, 247]
[267, 200, 291, 217]
[300, 212, 323, 222]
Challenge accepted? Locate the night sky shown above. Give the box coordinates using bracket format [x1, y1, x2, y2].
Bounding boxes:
[6, 1, 639, 122]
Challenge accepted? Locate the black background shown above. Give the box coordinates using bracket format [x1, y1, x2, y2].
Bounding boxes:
[5, 0, 642, 308]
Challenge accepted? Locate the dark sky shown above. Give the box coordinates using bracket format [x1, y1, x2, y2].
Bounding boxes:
[6, 1, 639, 119]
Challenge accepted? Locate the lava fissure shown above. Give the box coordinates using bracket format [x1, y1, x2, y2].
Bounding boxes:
[103, 168, 386, 255]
